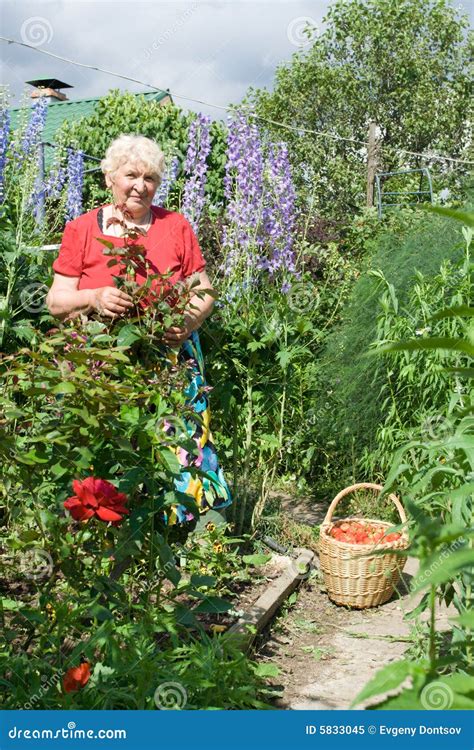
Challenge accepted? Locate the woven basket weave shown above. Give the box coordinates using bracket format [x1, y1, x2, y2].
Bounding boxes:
[319, 482, 409, 609]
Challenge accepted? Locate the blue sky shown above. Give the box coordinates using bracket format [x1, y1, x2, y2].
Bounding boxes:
[1, 0, 472, 120]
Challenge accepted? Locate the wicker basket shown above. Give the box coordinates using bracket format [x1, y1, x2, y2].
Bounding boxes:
[318, 482, 409, 609]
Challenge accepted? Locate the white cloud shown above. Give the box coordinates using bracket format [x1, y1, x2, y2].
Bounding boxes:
[1, 0, 472, 121]
[0, 0, 332, 118]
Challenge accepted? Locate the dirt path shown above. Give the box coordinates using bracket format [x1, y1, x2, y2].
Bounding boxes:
[256, 496, 456, 710]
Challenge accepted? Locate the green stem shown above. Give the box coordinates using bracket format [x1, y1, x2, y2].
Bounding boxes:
[237, 366, 253, 534]
[231, 402, 239, 526]
[428, 584, 437, 671]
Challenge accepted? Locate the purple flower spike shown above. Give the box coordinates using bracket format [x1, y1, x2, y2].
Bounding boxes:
[220, 110, 299, 294]
[153, 155, 180, 207]
[0, 105, 10, 204]
[18, 97, 48, 163]
[65, 148, 84, 221]
[263, 141, 298, 274]
[182, 114, 211, 232]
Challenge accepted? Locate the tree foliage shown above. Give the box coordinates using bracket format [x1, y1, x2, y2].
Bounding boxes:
[56, 89, 227, 211]
[245, 0, 473, 216]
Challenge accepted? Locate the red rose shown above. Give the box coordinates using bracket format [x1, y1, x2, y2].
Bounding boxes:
[64, 477, 129, 525]
[63, 661, 91, 693]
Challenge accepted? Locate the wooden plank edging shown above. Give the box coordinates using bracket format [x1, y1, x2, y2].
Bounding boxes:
[226, 547, 315, 652]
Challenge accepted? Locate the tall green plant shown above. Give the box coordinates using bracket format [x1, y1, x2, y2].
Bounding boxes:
[352, 208, 474, 710]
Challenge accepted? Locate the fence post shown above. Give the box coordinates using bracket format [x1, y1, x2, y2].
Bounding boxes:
[366, 120, 380, 208]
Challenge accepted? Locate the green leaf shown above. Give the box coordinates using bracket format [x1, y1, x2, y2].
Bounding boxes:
[413, 548, 474, 591]
[20, 608, 46, 624]
[277, 349, 292, 369]
[116, 324, 141, 349]
[247, 340, 266, 352]
[96, 238, 116, 250]
[156, 448, 182, 474]
[1, 599, 24, 611]
[403, 592, 430, 621]
[451, 611, 474, 629]
[87, 603, 114, 621]
[375, 337, 474, 358]
[369, 687, 423, 710]
[51, 381, 77, 394]
[193, 596, 233, 614]
[431, 306, 474, 320]
[16, 449, 49, 464]
[444, 367, 474, 378]
[4, 409, 26, 419]
[424, 206, 474, 227]
[442, 672, 474, 696]
[351, 660, 417, 707]
[94, 349, 130, 362]
[253, 663, 280, 678]
[190, 574, 217, 588]
[242, 553, 272, 566]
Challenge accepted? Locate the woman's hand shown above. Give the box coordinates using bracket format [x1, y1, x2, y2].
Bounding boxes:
[163, 315, 194, 347]
[90, 287, 134, 318]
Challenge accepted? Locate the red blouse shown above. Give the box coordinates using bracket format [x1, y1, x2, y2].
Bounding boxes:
[52, 205, 206, 291]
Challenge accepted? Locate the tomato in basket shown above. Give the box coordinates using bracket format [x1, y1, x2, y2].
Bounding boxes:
[329, 521, 401, 545]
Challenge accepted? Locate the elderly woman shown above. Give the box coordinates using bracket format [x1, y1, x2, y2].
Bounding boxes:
[47, 134, 232, 530]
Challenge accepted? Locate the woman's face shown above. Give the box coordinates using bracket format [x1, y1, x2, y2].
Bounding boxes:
[106, 161, 160, 216]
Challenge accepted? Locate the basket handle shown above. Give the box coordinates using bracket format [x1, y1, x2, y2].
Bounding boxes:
[322, 482, 407, 526]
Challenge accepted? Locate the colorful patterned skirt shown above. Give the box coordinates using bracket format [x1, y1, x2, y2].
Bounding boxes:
[162, 329, 232, 526]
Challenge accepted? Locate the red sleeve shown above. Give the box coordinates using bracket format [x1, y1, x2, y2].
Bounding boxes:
[178, 216, 206, 277]
[52, 221, 84, 277]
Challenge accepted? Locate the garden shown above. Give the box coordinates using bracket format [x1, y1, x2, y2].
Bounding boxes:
[0, 0, 473, 712]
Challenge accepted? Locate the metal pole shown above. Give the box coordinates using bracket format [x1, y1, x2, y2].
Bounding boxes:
[366, 120, 378, 208]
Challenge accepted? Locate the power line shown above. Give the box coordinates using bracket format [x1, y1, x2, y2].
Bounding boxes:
[1, 35, 473, 166]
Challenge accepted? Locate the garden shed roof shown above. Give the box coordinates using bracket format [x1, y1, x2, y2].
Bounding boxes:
[10, 89, 172, 145]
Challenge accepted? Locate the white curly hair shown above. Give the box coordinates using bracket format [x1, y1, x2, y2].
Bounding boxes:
[101, 134, 165, 183]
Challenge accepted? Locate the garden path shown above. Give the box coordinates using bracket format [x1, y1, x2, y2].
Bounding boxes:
[258, 495, 456, 710]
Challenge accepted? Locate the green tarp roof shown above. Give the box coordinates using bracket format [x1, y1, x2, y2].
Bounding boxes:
[10, 89, 171, 145]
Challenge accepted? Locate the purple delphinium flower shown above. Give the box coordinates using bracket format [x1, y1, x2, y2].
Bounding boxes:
[65, 148, 84, 221]
[221, 111, 266, 277]
[44, 161, 67, 200]
[0, 105, 10, 204]
[18, 97, 48, 163]
[262, 141, 298, 275]
[182, 114, 211, 232]
[30, 158, 67, 226]
[153, 155, 179, 207]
